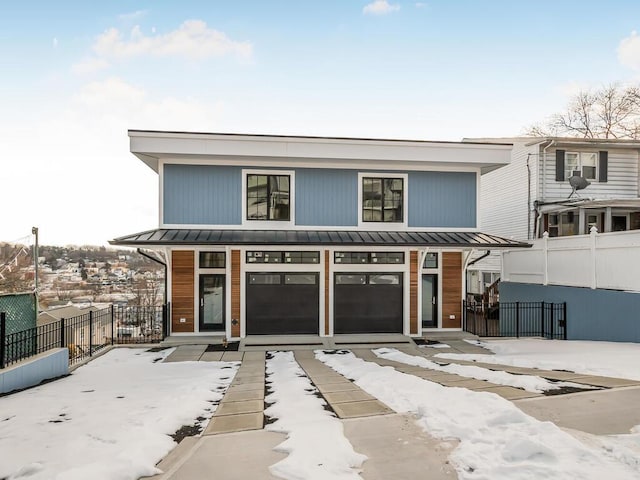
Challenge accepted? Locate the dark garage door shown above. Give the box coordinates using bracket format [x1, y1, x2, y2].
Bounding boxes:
[334, 273, 403, 334]
[246, 272, 319, 335]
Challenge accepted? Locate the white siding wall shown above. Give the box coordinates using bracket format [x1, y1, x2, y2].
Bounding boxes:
[540, 148, 639, 200]
[480, 141, 540, 241]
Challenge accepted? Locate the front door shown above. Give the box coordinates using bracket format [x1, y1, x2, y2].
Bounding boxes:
[422, 274, 438, 328]
[199, 274, 225, 332]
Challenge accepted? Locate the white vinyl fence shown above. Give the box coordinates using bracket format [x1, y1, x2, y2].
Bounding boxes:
[502, 228, 640, 292]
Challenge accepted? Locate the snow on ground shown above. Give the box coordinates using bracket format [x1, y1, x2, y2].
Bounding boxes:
[437, 339, 640, 380]
[264, 351, 366, 480]
[0, 347, 238, 480]
[373, 347, 595, 393]
[316, 349, 640, 480]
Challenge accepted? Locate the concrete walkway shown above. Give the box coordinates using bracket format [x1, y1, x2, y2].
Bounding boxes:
[145, 340, 640, 479]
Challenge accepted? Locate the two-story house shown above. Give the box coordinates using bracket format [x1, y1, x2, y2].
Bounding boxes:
[111, 130, 526, 340]
[467, 137, 640, 296]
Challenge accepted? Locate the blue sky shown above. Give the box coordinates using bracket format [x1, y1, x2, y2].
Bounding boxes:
[3, 1, 640, 245]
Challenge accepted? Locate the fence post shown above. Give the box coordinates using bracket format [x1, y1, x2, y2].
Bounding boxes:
[515, 302, 520, 338]
[563, 302, 568, 340]
[60, 317, 66, 348]
[89, 310, 94, 357]
[163, 303, 169, 339]
[1, 312, 6, 369]
[590, 226, 598, 289]
[462, 301, 466, 332]
[540, 301, 545, 338]
[111, 305, 115, 345]
[550, 303, 555, 339]
[484, 302, 489, 336]
[542, 232, 549, 285]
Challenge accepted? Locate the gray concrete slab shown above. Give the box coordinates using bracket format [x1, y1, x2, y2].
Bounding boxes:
[224, 389, 265, 402]
[159, 430, 285, 479]
[323, 390, 375, 404]
[233, 375, 265, 385]
[215, 399, 264, 416]
[332, 400, 394, 418]
[441, 378, 496, 390]
[220, 351, 244, 361]
[307, 374, 352, 385]
[144, 437, 200, 479]
[342, 414, 457, 480]
[515, 386, 640, 434]
[198, 351, 223, 362]
[227, 382, 264, 392]
[204, 412, 264, 435]
[242, 351, 266, 361]
[477, 385, 542, 400]
[316, 382, 360, 394]
[562, 375, 640, 388]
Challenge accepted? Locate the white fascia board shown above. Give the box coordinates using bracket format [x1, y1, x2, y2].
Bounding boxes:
[129, 131, 512, 174]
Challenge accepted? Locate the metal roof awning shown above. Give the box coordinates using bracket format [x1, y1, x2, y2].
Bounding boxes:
[111, 229, 529, 248]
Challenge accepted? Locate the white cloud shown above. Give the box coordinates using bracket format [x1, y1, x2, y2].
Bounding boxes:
[618, 30, 640, 71]
[118, 10, 148, 22]
[71, 57, 110, 75]
[415, 2, 426, 7]
[363, 0, 401, 15]
[52, 37, 58, 48]
[93, 20, 252, 60]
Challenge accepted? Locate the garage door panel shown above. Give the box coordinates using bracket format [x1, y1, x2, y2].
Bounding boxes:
[334, 273, 403, 334]
[246, 273, 319, 335]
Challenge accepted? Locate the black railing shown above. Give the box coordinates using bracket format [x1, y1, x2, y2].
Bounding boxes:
[463, 301, 566, 340]
[1, 304, 167, 369]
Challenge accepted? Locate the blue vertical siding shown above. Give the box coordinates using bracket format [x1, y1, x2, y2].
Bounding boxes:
[500, 282, 640, 342]
[163, 164, 241, 225]
[408, 171, 476, 228]
[295, 168, 357, 226]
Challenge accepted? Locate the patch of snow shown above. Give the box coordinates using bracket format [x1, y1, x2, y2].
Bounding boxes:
[373, 348, 594, 393]
[0, 347, 238, 480]
[316, 349, 640, 479]
[437, 339, 640, 380]
[264, 351, 366, 480]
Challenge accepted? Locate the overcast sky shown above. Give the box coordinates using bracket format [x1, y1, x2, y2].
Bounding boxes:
[3, 1, 640, 246]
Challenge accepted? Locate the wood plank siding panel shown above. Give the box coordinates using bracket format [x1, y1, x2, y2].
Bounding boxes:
[409, 251, 418, 334]
[541, 148, 639, 200]
[324, 250, 330, 335]
[171, 250, 195, 333]
[231, 250, 241, 338]
[442, 252, 462, 328]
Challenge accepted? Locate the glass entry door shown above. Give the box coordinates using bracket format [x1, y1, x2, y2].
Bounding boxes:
[199, 274, 225, 332]
[422, 274, 438, 328]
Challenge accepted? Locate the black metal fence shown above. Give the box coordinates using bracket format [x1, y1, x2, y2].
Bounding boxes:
[463, 301, 567, 340]
[1, 304, 167, 369]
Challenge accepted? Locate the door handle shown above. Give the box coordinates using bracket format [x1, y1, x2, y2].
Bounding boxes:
[200, 298, 204, 307]
[432, 296, 436, 305]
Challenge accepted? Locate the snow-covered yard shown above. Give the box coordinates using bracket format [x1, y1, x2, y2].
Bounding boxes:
[438, 338, 640, 380]
[0, 347, 238, 480]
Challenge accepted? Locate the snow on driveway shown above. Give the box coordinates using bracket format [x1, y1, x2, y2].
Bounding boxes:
[373, 347, 595, 393]
[437, 339, 640, 380]
[316, 349, 640, 479]
[264, 351, 366, 480]
[0, 347, 238, 480]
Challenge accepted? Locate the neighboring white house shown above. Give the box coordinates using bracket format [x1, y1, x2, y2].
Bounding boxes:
[466, 137, 640, 296]
[466, 137, 640, 342]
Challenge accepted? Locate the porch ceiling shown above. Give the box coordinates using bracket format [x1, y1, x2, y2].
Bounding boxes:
[110, 229, 530, 248]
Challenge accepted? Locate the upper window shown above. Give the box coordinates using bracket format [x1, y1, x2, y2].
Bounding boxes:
[565, 152, 597, 180]
[362, 176, 404, 223]
[246, 174, 290, 221]
[199, 252, 225, 268]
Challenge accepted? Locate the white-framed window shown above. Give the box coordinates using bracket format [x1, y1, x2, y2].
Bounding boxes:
[241, 169, 295, 227]
[565, 152, 597, 180]
[358, 172, 408, 227]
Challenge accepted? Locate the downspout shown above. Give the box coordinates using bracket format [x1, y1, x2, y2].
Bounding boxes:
[539, 139, 555, 238]
[526, 154, 531, 240]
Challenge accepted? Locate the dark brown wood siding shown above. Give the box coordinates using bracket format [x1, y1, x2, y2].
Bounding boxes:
[442, 252, 462, 328]
[171, 250, 194, 333]
[409, 251, 419, 335]
[231, 249, 241, 338]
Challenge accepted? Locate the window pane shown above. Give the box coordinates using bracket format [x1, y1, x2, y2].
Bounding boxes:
[362, 178, 383, 222]
[565, 153, 579, 180]
[423, 252, 438, 269]
[246, 251, 283, 263]
[249, 274, 281, 285]
[285, 274, 317, 285]
[199, 252, 225, 268]
[246, 174, 290, 221]
[369, 274, 400, 285]
[270, 175, 290, 220]
[335, 274, 366, 285]
[363, 177, 403, 223]
[284, 251, 320, 264]
[247, 175, 268, 220]
[582, 166, 596, 179]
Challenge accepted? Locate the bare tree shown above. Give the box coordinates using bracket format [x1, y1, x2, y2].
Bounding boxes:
[526, 84, 640, 139]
